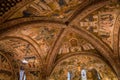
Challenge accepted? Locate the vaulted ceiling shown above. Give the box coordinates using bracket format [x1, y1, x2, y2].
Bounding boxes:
[0, 0, 120, 79]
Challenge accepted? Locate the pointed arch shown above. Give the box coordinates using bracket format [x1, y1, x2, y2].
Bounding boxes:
[113, 14, 120, 57]
[50, 54, 118, 80]
[0, 35, 43, 65]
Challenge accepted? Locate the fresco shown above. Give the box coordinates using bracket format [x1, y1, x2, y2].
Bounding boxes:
[0, 39, 42, 80]
[50, 56, 117, 80]
[26, 71, 41, 80]
[0, 70, 12, 80]
[0, 54, 12, 71]
[0, 39, 35, 57]
[0, 39, 41, 69]
[0, 41, 16, 54]
[12, 59, 19, 69]
[20, 25, 61, 58]
[0, 54, 12, 80]
[79, 3, 120, 48]
[23, 56, 41, 69]
[9, 0, 84, 19]
[58, 32, 95, 55]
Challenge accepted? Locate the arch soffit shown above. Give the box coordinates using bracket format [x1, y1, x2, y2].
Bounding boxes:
[0, 51, 14, 73]
[69, 0, 119, 50]
[0, 0, 119, 77]
[67, 0, 119, 59]
[113, 14, 120, 57]
[0, 35, 43, 66]
[0, 0, 113, 61]
[0, 22, 67, 63]
[0, 50, 20, 72]
[45, 25, 117, 76]
[0, 0, 97, 23]
[50, 54, 117, 78]
[69, 0, 110, 25]
[0, 18, 117, 76]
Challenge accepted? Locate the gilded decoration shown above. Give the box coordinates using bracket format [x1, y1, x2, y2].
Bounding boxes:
[0, 39, 41, 70]
[0, 0, 120, 79]
[50, 56, 117, 80]
[9, 0, 84, 20]
[0, 23, 61, 59]
[26, 71, 41, 80]
[79, 3, 120, 48]
[19, 24, 61, 58]
[58, 31, 95, 55]
[0, 53, 12, 80]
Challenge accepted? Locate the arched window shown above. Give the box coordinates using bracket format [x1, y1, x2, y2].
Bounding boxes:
[67, 71, 71, 80]
[20, 66, 26, 80]
[81, 69, 87, 80]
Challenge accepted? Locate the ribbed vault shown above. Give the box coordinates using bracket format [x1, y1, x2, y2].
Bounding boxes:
[0, 0, 120, 80]
[50, 55, 117, 80]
